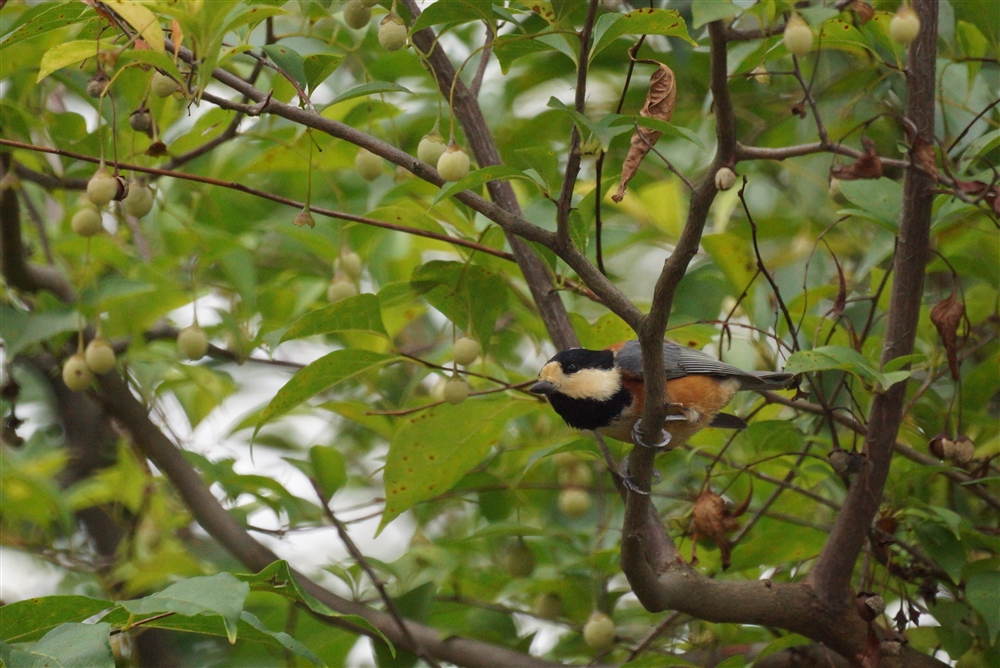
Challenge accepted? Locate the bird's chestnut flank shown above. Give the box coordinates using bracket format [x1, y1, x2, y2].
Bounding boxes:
[530, 340, 794, 447]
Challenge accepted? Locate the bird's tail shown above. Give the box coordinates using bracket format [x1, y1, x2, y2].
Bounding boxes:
[738, 371, 796, 391]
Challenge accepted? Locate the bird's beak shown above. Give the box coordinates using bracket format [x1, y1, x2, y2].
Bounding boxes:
[529, 380, 556, 395]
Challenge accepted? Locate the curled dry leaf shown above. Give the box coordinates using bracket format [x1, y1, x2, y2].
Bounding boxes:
[930, 289, 965, 380]
[849, 0, 875, 24]
[689, 490, 741, 570]
[953, 178, 1000, 214]
[831, 137, 883, 181]
[910, 136, 938, 179]
[612, 62, 676, 203]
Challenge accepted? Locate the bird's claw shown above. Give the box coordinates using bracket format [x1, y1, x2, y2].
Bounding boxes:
[631, 419, 673, 450]
[618, 457, 653, 495]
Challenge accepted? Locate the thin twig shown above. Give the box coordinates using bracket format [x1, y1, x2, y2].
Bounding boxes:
[310, 481, 442, 668]
[0, 139, 514, 261]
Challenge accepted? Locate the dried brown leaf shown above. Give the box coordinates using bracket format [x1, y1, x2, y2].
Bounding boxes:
[689, 491, 740, 569]
[930, 290, 965, 379]
[911, 136, 938, 179]
[831, 137, 883, 181]
[850, 0, 875, 24]
[612, 63, 676, 202]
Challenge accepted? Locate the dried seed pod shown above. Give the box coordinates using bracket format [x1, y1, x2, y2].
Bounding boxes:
[111, 175, 130, 202]
[293, 209, 316, 228]
[87, 71, 110, 98]
[129, 107, 154, 135]
[929, 432, 955, 460]
[856, 592, 884, 622]
[714, 167, 737, 191]
[951, 434, 975, 465]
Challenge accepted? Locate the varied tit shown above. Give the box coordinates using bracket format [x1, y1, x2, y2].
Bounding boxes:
[529, 340, 794, 447]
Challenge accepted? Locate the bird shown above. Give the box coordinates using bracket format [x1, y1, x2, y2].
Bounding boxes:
[529, 340, 794, 448]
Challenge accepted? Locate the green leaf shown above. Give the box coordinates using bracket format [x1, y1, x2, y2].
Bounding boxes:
[0, 596, 112, 644]
[13, 623, 113, 668]
[0, 2, 91, 52]
[304, 53, 343, 91]
[701, 233, 757, 309]
[432, 165, 537, 205]
[493, 35, 555, 74]
[411, 0, 494, 32]
[117, 573, 249, 643]
[280, 294, 388, 343]
[235, 561, 391, 648]
[379, 397, 536, 533]
[117, 49, 185, 84]
[37, 41, 97, 83]
[327, 81, 412, 108]
[755, 633, 811, 660]
[839, 178, 902, 229]
[784, 346, 879, 383]
[691, 0, 738, 29]
[310, 445, 347, 501]
[254, 350, 397, 438]
[410, 261, 509, 345]
[103, 0, 165, 53]
[592, 8, 696, 59]
[966, 571, 1000, 642]
[238, 611, 325, 666]
[0, 305, 80, 356]
[915, 523, 966, 583]
[263, 44, 307, 89]
[713, 656, 746, 668]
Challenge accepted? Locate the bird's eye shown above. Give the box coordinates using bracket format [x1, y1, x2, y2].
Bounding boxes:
[565, 363, 578, 373]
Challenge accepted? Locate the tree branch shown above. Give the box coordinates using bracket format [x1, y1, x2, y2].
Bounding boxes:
[0, 154, 76, 302]
[808, 0, 940, 606]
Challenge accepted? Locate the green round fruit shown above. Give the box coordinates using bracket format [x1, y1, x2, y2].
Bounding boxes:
[443, 378, 469, 405]
[151, 71, 179, 98]
[503, 542, 535, 577]
[378, 14, 408, 51]
[177, 325, 209, 360]
[583, 612, 616, 650]
[84, 338, 116, 374]
[339, 251, 363, 279]
[343, 0, 371, 29]
[355, 148, 384, 181]
[327, 277, 358, 302]
[417, 134, 447, 166]
[87, 168, 118, 206]
[783, 15, 813, 56]
[71, 207, 104, 237]
[437, 144, 470, 182]
[889, 4, 920, 45]
[534, 593, 562, 620]
[558, 488, 592, 518]
[557, 462, 593, 487]
[123, 184, 154, 217]
[62, 353, 94, 391]
[452, 337, 481, 366]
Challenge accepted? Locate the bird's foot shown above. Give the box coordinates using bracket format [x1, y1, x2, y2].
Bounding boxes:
[617, 457, 662, 495]
[631, 419, 673, 450]
[666, 404, 702, 423]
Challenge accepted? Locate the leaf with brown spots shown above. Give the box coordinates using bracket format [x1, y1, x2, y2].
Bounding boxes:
[612, 63, 676, 203]
[689, 491, 741, 569]
[379, 397, 536, 534]
[831, 138, 883, 181]
[930, 289, 966, 380]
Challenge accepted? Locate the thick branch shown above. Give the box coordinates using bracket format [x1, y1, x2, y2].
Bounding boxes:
[808, 0, 940, 605]
[92, 371, 561, 668]
[0, 155, 76, 302]
[400, 1, 579, 350]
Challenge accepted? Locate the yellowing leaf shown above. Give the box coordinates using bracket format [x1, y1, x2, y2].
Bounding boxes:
[103, 0, 165, 54]
[379, 398, 535, 534]
[37, 41, 97, 82]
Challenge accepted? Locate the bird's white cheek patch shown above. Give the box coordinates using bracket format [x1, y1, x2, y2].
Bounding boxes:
[558, 368, 622, 401]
